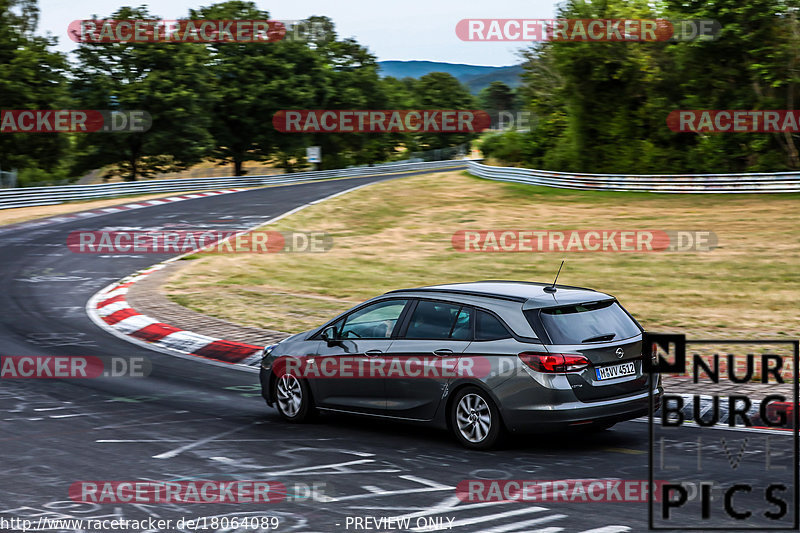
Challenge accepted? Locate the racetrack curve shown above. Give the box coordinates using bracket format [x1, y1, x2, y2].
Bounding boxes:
[0, 168, 794, 533]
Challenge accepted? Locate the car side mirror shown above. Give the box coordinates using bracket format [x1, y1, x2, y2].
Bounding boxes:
[321, 326, 338, 344]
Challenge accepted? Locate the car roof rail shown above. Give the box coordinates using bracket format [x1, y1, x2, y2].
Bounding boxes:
[474, 280, 598, 292]
[384, 287, 527, 303]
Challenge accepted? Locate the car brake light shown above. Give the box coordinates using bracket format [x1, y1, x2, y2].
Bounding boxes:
[518, 351, 590, 373]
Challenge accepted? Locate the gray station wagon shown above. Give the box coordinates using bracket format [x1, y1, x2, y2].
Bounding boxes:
[260, 281, 662, 449]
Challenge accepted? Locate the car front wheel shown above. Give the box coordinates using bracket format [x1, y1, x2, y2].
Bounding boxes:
[450, 386, 502, 450]
[275, 374, 314, 422]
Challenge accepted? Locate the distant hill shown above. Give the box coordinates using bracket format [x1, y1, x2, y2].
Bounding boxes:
[460, 65, 525, 93]
[377, 60, 524, 93]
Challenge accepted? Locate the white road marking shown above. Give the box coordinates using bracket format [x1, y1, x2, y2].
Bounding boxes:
[153, 423, 255, 459]
[112, 314, 159, 334]
[384, 496, 514, 521]
[399, 475, 452, 489]
[410, 508, 549, 531]
[95, 417, 215, 429]
[99, 287, 129, 299]
[96, 301, 129, 316]
[265, 459, 381, 476]
[99, 438, 338, 443]
[334, 484, 452, 502]
[153, 330, 218, 353]
[479, 515, 568, 533]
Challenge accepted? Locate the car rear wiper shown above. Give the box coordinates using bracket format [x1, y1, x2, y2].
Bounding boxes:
[581, 332, 616, 343]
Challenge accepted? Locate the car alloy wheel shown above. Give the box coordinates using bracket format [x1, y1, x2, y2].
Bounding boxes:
[277, 375, 302, 416]
[451, 387, 502, 449]
[276, 374, 315, 421]
[457, 393, 491, 442]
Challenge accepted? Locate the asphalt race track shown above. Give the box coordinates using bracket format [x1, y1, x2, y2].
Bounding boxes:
[0, 170, 795, 533]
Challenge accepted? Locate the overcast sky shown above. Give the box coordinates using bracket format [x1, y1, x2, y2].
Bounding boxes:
[39, 0, 558, 66]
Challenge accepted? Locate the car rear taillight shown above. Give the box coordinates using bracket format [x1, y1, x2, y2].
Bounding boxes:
[518, 351, 590, 373]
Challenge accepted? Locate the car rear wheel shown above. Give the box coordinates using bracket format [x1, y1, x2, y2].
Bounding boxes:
[451, 387, 502, 450]
[275, 374, 314, 422]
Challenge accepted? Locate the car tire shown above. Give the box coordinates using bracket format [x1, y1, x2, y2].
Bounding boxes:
[450, 386, 503, 450]
[274, 373, 315, 422]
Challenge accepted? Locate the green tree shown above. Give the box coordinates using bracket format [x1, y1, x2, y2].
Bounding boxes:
[296, 18, 404, 169]
[487, 0, 800, 173]
[71, 6, 214, 180]
[478, 81, 517, 128]
[666, 0, 800, 170]
[0, 0, 71, 184]
[412, 72, 478, 150]
[190, 2, 328, 175]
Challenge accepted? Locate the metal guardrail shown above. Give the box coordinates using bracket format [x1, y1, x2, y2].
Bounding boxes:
[0, 160, 468, 210]
[467, 161, 800, 193]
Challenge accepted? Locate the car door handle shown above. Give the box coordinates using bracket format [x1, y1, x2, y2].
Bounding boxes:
[433, 348, 454, 357]
[364, 349, 383, 357]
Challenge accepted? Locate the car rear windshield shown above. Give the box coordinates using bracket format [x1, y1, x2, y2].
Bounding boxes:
[527, 300, 641, 345]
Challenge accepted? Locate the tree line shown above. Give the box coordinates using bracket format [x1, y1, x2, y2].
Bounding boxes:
[482, 0, 800, 174]
[0, 0, 479, 185]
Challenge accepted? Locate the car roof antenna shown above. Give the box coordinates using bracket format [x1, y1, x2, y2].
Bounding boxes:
[543, 260, 564, 293]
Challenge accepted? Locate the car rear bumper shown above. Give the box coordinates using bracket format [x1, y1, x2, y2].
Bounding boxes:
[501, 387, 662, 433]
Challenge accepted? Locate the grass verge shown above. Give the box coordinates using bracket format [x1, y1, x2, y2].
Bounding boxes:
[164, 171, 800, 338]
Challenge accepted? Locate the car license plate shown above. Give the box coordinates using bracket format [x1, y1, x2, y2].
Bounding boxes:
[595, 361, 636, 380]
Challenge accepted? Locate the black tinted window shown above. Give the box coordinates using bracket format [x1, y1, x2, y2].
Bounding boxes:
[476, 310, 511, 340]
[405, 301, 470, 340]
[530, 300, 640, 344]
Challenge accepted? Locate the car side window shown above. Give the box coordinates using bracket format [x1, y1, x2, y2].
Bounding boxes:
[450, 307, 473, 340]
[339, 299, 408, 339]
[475, 310, 512, 340]
[404, 300, 471, 340]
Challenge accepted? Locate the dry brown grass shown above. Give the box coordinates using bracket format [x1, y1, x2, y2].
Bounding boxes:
[166, 171, 800, 338]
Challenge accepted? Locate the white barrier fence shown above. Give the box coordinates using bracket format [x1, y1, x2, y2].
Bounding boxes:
[0, 160, 468, 210]
[467, 161, 800, 193]
[6, 158, 796, 209]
